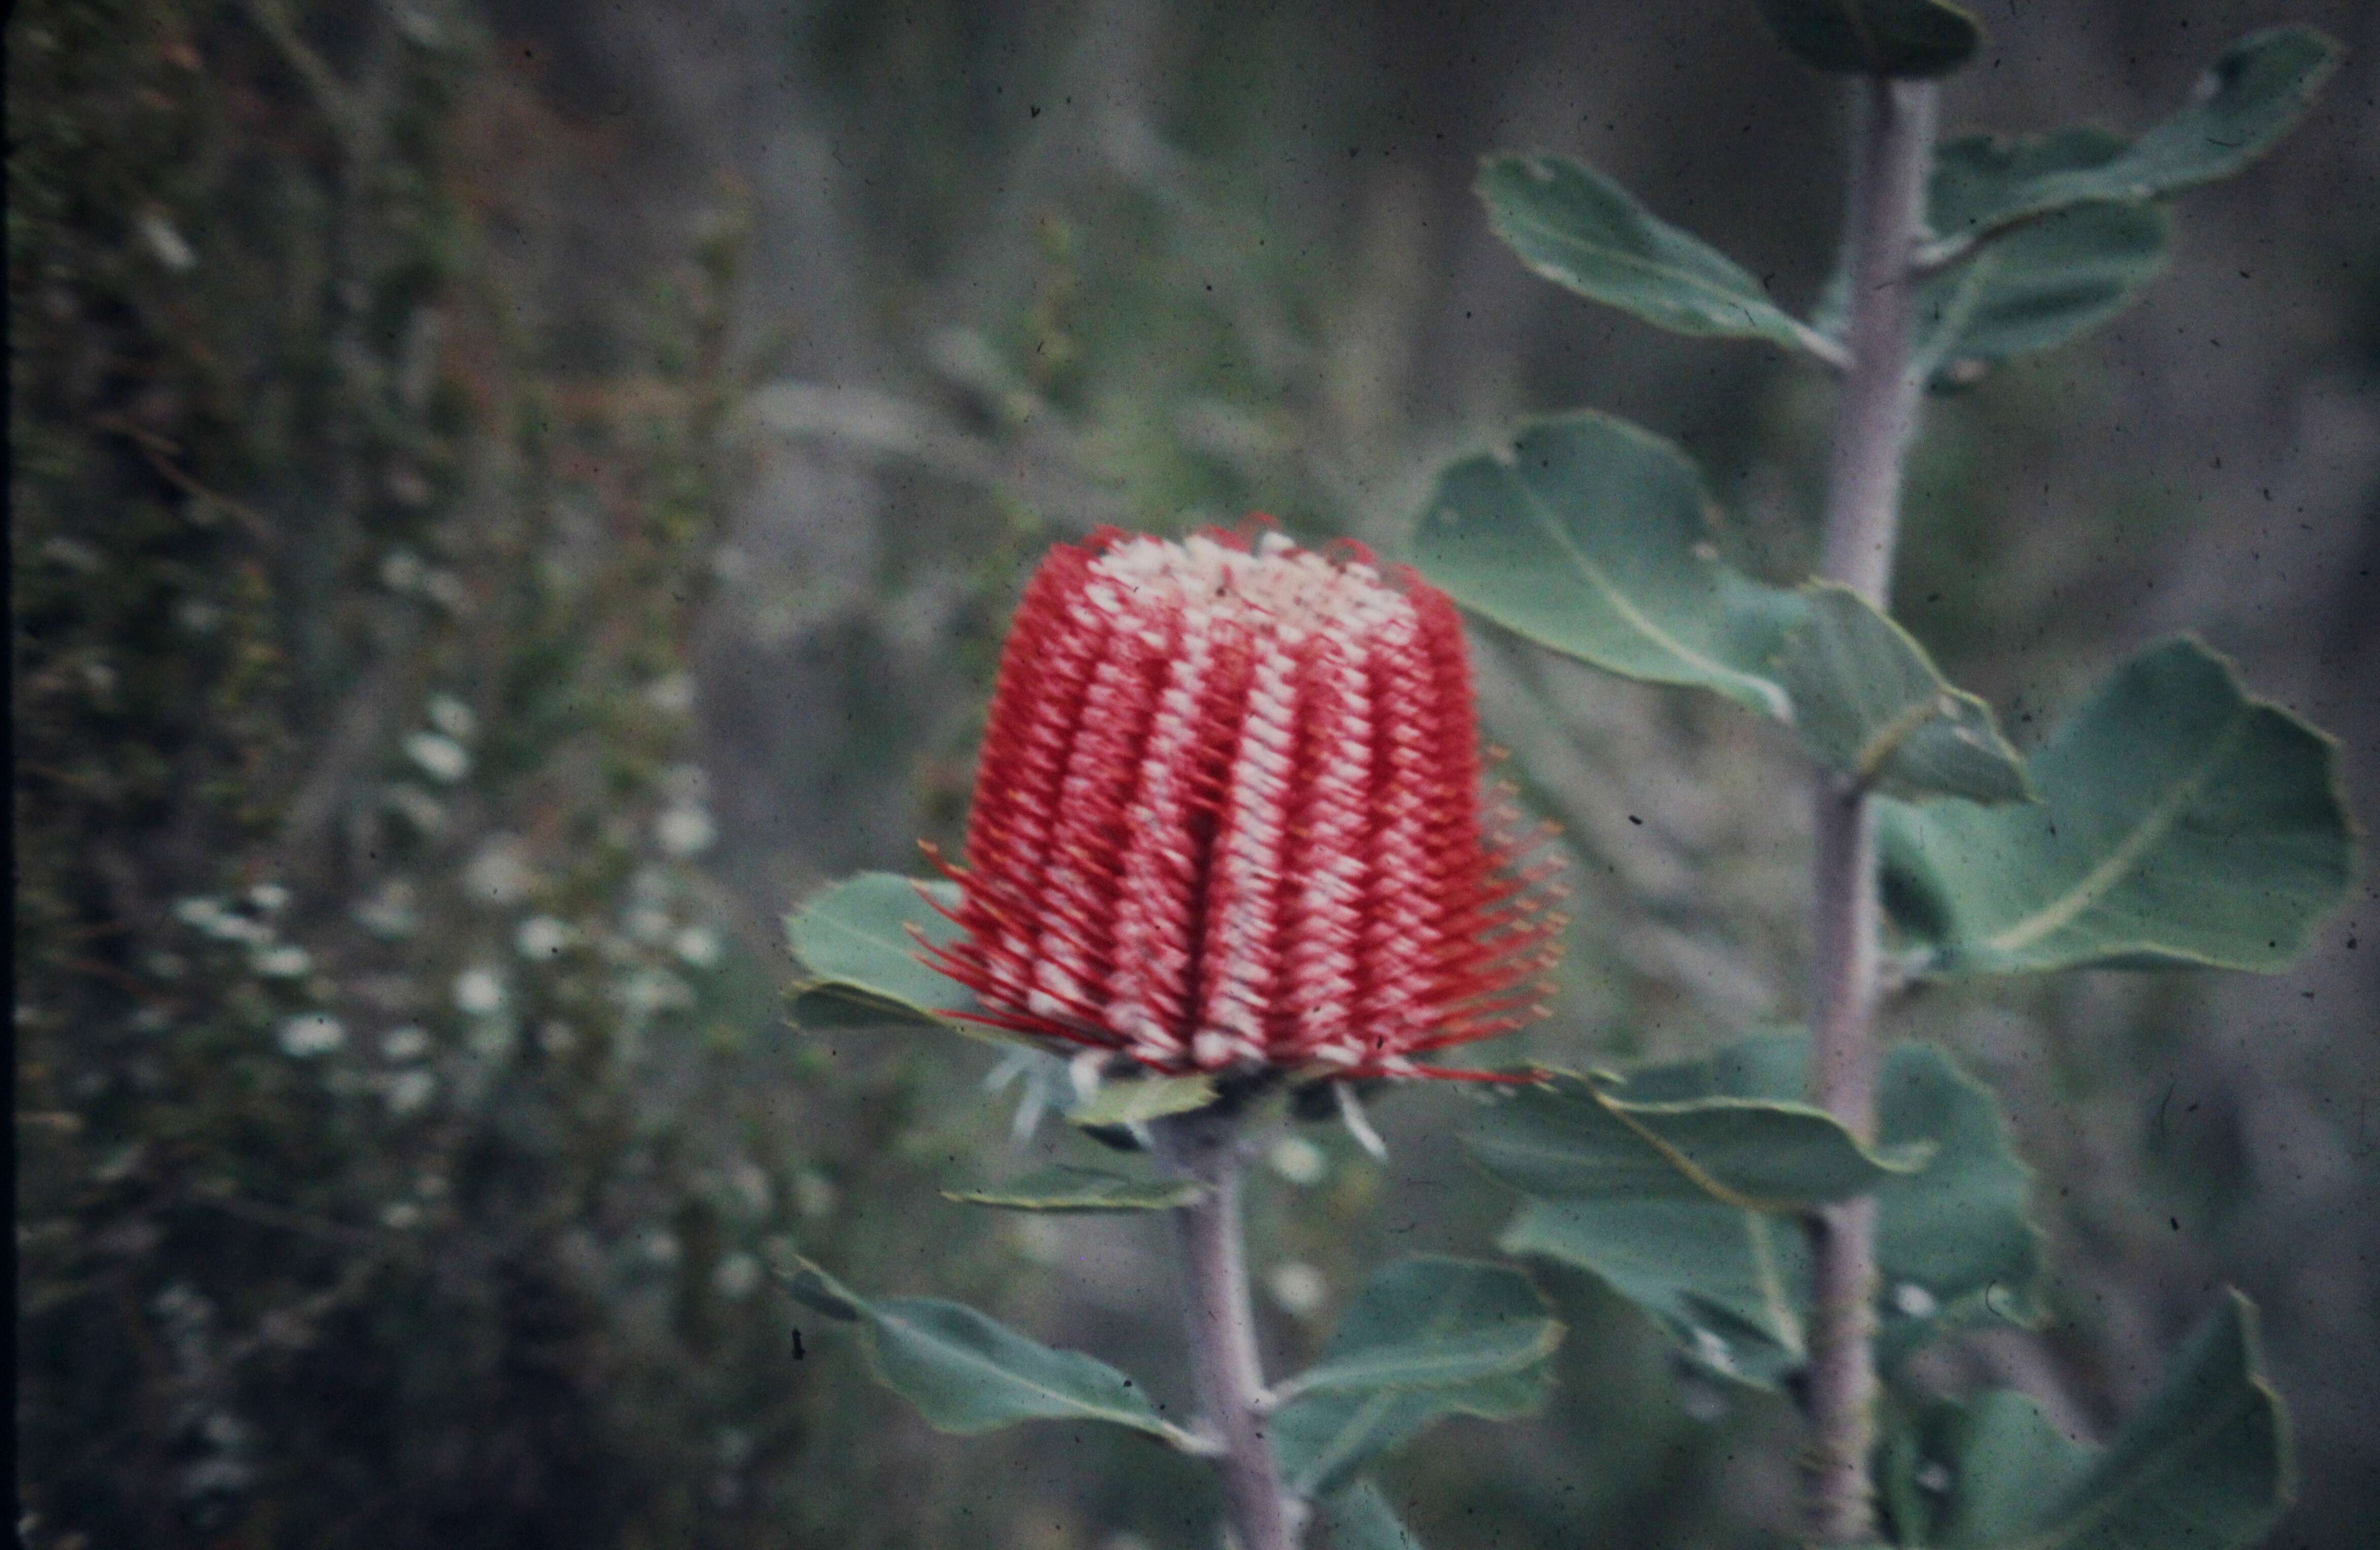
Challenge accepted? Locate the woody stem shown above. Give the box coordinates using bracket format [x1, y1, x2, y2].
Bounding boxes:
[1157, 1106, 1299, 1550]
[1804, 74, 1937, 1546]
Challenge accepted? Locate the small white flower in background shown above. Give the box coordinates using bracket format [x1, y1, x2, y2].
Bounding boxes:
[463, 835, 534, 906]
[1267, 1262, 1328, 1319]
[403, 731, 470, 784]
[253, 945, 311, 979]
[655, 803, 716, 858]
[176, 599, 224, 635]
[277, 1014, 345, 1058]
[793, 1169, 838, 1222]
[516, 915, 574, 959]
[379, 549, 425, 593]
[247, 882, 290, 915]
[712, 1252, 762, 1301]
[426, 694, 476, 740]
[619, 968, 692, 1017]
[381, 1202, 423, 1230]
[727, 1158, 773, 1217]
[382, 783, 447, 836]
[625, 904, 673, 945]
[645, 673, 696, 716]
[1893, 1283, 1939, 1319]
[172, 896, 225, 931]
[355, 879, 421, 940]
[641, 1229, 681, 1266]
[136, 211, 196, 271]
[1916, 1462, 1953, 1494]
[1267, 1136, 1328, 1187]
[380, 1025, 431, 1061]
[538, 1020, 578, 1055]
[673, 924, 722, 970]
[174, 896, 269, 945]
[421, 569, 468, 612]
[383, 1069, 436, 1117]
[452, 967, 507, 1016]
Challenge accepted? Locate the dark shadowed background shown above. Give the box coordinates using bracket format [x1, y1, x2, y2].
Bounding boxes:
[14, 2, 2378, 1546]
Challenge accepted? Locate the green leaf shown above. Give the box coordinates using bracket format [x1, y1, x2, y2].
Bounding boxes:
[1477, 154, 1838, 362]
[1411, 412, 1808, 718]
[1880, 638, 2354, 976]
[1484, 1034, 2038, 1389]
[1314, 1480, 1425, 1550]
[1465, 1071, 1928, 1214]
[1779, 583, 2032, 804]
[1921, 1292, 2289, 1550]
[1271, 1257, 1562, 1406]
[782, 1258, 1192, 1443]
[1931, 29, 2342, 246]
[784, 872, 1003, 1037]
[1274, 1359, 1552, 1502]
[1754, 0, 1981, 78]
[1913, 188, 2169, 382]
[1499, 1196, 1810, 1386]
[1067, 1073, 1219, 1128]
[941, 1163, 1206, 1212]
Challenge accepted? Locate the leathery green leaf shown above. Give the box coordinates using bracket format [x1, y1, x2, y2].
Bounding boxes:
[1272, 1258, 1558, 1499]
[1464, 1070, 1929, 1214]
[1411, 412, 1808, 717]
[1928, 29, 2341, 248]
[782, 1258, 1194, 1444]
[784, 872, 1011, 1039]
[1314, 1479, 1426, 1549]
[1754, 0, 1982, 78]
[1880, 638, 2355, 976]
[1478, 154, 1838, 362]
[1909, 1292, 2289, 1550]
[1778, 583, 2032, 804]
[1274, 1358, 1552, 1502]
[1067, 1073, 1219, 1128]
[1269, 1257, 1562, 1406]
[1483, 1034, 2038, 1388]
[941, 1163, 1206, 1213]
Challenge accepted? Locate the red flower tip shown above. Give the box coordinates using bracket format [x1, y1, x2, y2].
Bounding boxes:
[922, 526, 1565, 1081]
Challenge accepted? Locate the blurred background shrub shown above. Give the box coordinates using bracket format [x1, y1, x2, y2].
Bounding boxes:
[12, 2, 2377, 1546]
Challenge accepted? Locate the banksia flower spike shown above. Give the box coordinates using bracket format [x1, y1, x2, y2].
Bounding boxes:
[922, 524, 1565, 1082]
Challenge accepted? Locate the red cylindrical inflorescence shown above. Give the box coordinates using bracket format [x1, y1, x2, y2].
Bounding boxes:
[921, 525, 1566, 1081]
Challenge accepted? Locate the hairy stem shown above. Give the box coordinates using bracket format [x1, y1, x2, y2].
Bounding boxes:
[1158, 1109, 1299, 1550]
[1804, 74, 1937, 1546]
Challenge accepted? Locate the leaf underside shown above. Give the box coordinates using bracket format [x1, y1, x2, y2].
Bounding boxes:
[1879, 638, 2354, 976]
[783, 1258, 1186, 1442]
[1480, 1034, 2038, 1388]
[1272, 1257, 1560, 1500]
[1755, 0, 1983, 78]
[1899, 1292, 2289, 1550]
